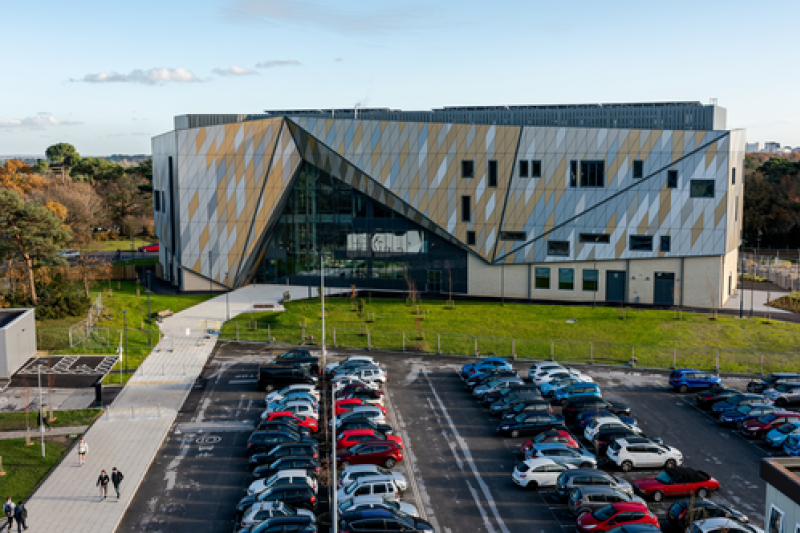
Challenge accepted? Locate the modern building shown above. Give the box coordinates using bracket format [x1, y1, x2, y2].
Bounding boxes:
[0, 309, 36, 379]
[152, 101, 745, 307]
[760, 457, 800, 533]
[746, 141, 762, 153]
[764, 141, 781, 152]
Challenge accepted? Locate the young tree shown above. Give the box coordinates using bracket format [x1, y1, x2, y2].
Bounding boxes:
[0, 189, 71, 305]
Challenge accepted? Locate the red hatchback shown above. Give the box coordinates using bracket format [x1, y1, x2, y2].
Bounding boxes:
[741, 411, 800, 439]
[138, 243, 159, 252]
[266, 411, 318, 433]
[335, 398, 365, 416]
[633, 466, 719, 502]
[337, 440, 403, 468]
[521, 429, 580, 453]
[338, 429, 403, 449]
[577, 502, 659, 533]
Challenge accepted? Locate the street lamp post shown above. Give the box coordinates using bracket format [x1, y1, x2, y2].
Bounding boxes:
[331, 385, 337, 533]
[225, 272, 230, 321]
[209, 250, 213, 297]
[739, 244, 745, 319]
[321, 255, 326, 367]
[37, 361, 45, 457]
[123, 310, 128, 377]
[147, 278, 152, 346]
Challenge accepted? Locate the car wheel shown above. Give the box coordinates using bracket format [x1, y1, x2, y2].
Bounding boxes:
[621, 461, 633, 472]
[581, 462, 593, 469]
[776, 398, 787, 408]
[652, 491, 663, 502]
[384, 457, 396, 468]
[340, 461, 351, 468]
[679, 385, 689, 393]
[264, 383, 275, 393]
[510, 429, 520, 438]
[527, 480, 538, 490]
[697, 488, 708, 498]
[665, 459, 677, 469]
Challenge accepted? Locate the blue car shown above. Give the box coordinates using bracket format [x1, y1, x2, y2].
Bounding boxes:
[765, 422, 800, 447]
[783, 434, 800, 456]
[574, 409, 638, 429]
[718, 403, 775, 427]
[669, 368, 722, 393]
[553, 382, 602, 404]
[711, 394, 765, 414]
[461, 358, 510, 378]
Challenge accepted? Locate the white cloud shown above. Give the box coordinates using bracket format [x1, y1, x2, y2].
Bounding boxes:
[0, 113, 82, 130]
[212, 65, 258, 76]
[256, 60, 301, 69]
[73, 67, 200, 85]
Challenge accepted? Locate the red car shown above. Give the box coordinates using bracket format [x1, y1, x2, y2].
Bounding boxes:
[266, 411, 318, 433]
[335, 398, 365, 416]
[337, 440, 403, 468]
[338, 429, 403, 449]
[577, 502, 659, 533]
[521, 429, 580, 453]
[741, 411, 800, 439]
[336, 383, 376, 398]
[633, 466, 719, 502]
[138, 243, 159, 252]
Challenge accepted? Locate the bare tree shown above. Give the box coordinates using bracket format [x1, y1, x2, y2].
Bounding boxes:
[445, 260, 455, 310]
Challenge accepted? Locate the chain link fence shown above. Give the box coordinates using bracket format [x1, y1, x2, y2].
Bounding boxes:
[37, 326, 162, 367]
[743, 252, 800, 292]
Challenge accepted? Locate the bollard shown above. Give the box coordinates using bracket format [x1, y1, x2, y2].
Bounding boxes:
[550, 341, 554, 360]
[673, 348, 677, 368]
[131, 406, 135, 420]
[474, 337, 478, 357]
[236, 322, 239, 341]
[630, 346, 635, 367]
[437, 334, 441, 354]
[333, 328, 336, 347]
[590, 343, 594, 364]
[402, 332, 405, 352]
[367, 329, 371, 350]
[715, 350, 720, 373]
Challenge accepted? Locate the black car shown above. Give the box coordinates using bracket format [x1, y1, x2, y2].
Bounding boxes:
[258, 364, 316, 392]
[254, 420, 312, 437]
[497, 412, 565, 438]
[337, 418, 395, 436]
[252, 455, 321, 480]
[482, 384, 540, 405]
[695, 387, 742, 410]
[247, 431, 316, 456]
[273, 349, 321, 375]
[464, 369, 516, 390]
[562, 396, 631, 421]
[339, 508, 434, 532]
[489, 392, 543, 416]
[501, 399, 552, 419]
[249, 443, 320, 470]
[237, 482, 318, 515]
[250, 515, 316, 533]
[747, 373, 800, 394]
[666, 498, 748, 530]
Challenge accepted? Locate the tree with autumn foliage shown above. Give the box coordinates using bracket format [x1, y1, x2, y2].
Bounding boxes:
[0, 158, 46, 196]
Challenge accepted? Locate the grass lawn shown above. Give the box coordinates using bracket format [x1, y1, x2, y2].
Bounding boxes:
[0, 437, 71, 502]
[84, 239, 157, 252]
[222, 297, 800, 373]
[0, 409, 102, 432]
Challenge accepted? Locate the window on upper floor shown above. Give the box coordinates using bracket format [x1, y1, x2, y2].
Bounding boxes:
[580, 161, 605, 187]
[547, 240, 570, 257]
[690, 179, 715, 198]
[633, 160, 644, 179]
[531, 160, 542, 178]
[629, 235, 654, 251]
[519, 160, 529, 178]
[461, 160, 474, 179]
[488, 160, 498, 187]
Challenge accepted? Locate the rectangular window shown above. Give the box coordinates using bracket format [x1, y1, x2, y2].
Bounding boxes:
[154, 190, 161, 212]
[500, 231, 526, 241]
[569, 161, 577, 187]
[660, 235, 671, 252]
[629, 235, 654, 251]
[667, 170, 678, 189]
[579, 233, 610, 243]
[547, 240, 570, 257]
[519, 160, 529, 178]
[466, 230, 476, 246]
[690, 179, 715, 198]
[583, 269, 599, 291]
[461, 195, 471, 222]
[732, 168, 736, 185]
[461, 160, 474, 179]
[488, 160, 498, 187]
[735, 196, 739, 222]
[531, 160, 542, 178]
[633, 160, 644, 179]
[580, 161, 605, 187]
[558, 268, 574, 290]
[535, 267, 550, 289]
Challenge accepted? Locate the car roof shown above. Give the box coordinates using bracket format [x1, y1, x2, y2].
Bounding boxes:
[574, 485, 625, 495]
[350, 439, 397, 448]
[609, 501, 648, 511]
[613, 524, 662, 533]
[533, 442, 579, 451]
[664, 466, 708, 482]
[563, 468, 610, 478]
[264, 469, 311, 478]
[692, 518, 751, 531]
[671, 498, 717, 509]
[523, 457, 560, 467]
[266, 482, 313, 491]
[342, 429, 379, 436]
[343, 508, 395, 519]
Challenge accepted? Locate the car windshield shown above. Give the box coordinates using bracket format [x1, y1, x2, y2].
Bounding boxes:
[282, 503, 298, 516]
[349, 444, 364, 454]
[736, 405, 753, 415]
[516, 462, 530, 472]
[339, 500, 355, 512]
[655, 471, 673, 484]
[514, 413, 527, 422]
[593, 504, 617, 521]
[486, 379, 500, 387]
[344, 482, 360, 495]
[758, 414, 778, 424]
[778, 423, 799, 434]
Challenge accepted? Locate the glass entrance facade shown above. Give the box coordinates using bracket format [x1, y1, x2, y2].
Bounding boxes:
[253, 162, 468, 293]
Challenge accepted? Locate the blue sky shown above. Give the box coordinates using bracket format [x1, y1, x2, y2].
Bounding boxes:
[2, 0, 797, 156]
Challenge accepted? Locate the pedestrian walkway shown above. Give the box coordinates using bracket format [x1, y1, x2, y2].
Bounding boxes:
[24, 284, 317, 533]
[723, 286, 789, 314]
[0, 426, 88, 440]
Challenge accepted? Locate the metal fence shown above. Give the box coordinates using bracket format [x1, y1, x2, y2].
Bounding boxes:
[743, 252, 800, 292]
[37, 326, 162, 362]
[218, 322, 800, 376]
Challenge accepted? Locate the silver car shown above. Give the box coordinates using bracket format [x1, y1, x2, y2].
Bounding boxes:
[525, 443, 597, 468]
[555, 468, 634, 499]
[567, 485, 646, 516]
[473, 376, 523, 398]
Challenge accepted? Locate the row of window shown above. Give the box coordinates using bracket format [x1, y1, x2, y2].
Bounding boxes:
[546, 235, 671, 255]
[535, 267, 598, 291]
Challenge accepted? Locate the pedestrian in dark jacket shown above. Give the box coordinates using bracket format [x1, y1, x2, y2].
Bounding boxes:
[38, 407, 52, 431]
[14, 501, 27, 531]
[97, 470, 110, 501]
[3, 497, 14, 530]
[111, 468, 124, 499]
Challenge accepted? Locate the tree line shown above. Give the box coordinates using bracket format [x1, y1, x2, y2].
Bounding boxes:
[743, 153, 800, 249]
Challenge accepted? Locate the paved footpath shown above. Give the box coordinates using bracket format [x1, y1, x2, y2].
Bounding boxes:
[0, 426, 88, 440]
[23, 284, 317, 533]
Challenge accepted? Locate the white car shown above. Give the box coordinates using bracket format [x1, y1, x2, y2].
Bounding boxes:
[527, 362, 564, 380]
[246, 469, 318, 496]
[512, 457, 576, 489]
[333, 375, 379, 392]
[338, 464, 408, 491]
[689, 518, 764, 533]
[336, 495, 418, 517]
[606, 438, 684, 471]
[326, 356, 377, 375]
[531, 367, 572, 387]
[266, 384, 320, 404]
[266, 392, 319, 410]
[239, 501, 315, 530]
[261, 401, 319, 420]
[336, 475, 401, 503]
[584, 417, 640, 441]
[346, 366, 387, 385]
[58, 248, 80, 259]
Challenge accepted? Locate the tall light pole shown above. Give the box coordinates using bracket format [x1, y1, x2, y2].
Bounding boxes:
[224, 272, 230, 321]
[321, 254, 326, 366]
[123, 310, 128, 377]
[146, 277, 152, 346]
[209, 250, 213, 297]
[739, 243, 745, 319]
[37, 361, 45, 457]
[331, 385, 337, 533]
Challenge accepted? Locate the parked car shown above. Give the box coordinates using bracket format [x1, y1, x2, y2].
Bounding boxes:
[473, 376, 524, 399]
[783, 433, 800, 456]
[536, 369, 594, 389]
[741, 412, 800, 439]
[521, 429, 580, 452]
[335, 495, 418, 517]
[562, 397, 631, 421]
[632, 466, 720, 502]
[576, 502, 658, 533]
[695, 387, 742, 410]
[593, 430, 662, 456]
[338, 429, 403, 450]
[333, 375, 378, 393]
[267, 391, 319, 409]
[58, 249, 80, 258]
[497, 412, 565, 438]
[343, 388, 385, 407]
[247, 469, 318, 496]
[263, 411, 319, 432]
[253, 420, 311, 438]
[528, 361, 565, 380]
[337, 442, 403, 468]
[461, 358, 511, 378]
[339, 509, 434, 532]
[530, 366, 570, 386]
[553, 383, 602, 404]
[247, 431, 316, 456]
[337, 418, 395, 436]
[525, 443, 597, 468]
[137, 242, 159, 252]
[568, 486, 647, 517]
[541, 374, 594, 397]
[266, 384, 320, 404]
[669, 368, 722, 393]
[489, 391, 543, 416]
[689, 518, 764, 533]
[328, 356, 377, 376]
[575, 410, 638, 430]
[764, 422, 800, 447]
[718, 404, 776, 427]
[240, 482, 318, 512]
[336, 410, 387, 428]
[711, 394, 766, 414]
[768, 383, 800, 408]
[238, 501, 315, 530]
[482, 384, 540, 406]
[666, 498, 749, 530]
[502, 399, 554, 419]
[605, 525, 661, 533]
[747, 373, 800, 394]
[464, 369, 517, 391]
[336, 476, 402, 503]
[258, 365, 316, 392]
[337, 464, 407, 492]
[335, 398, 365, 416]
[246, 515, 317, 533]
[252, 456, 321, 480]
[556, 469, 634, 499]
[345, 366, 387, 386]
[607, 438, 683, 471]
[512, 457, 576, 489]
[585, 416, 640, 441]
[336, 382, 380, 399]
[248, 443, 319, 470]
[331, 359, 375, 377]
[272, 349, 321, 375]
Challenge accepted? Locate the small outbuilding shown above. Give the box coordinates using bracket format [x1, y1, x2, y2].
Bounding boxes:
[0, 308, 37, 379]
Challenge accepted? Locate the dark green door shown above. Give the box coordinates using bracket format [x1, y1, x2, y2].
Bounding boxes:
[654, 272, 675, 305]
[606, 271, 626, 303]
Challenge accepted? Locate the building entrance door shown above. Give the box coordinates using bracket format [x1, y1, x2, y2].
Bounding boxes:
[606, 271, 626, 303]
[654, 272, 675, 306]
[427, 270, 442, 293]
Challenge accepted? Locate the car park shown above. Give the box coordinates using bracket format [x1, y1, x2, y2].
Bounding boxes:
[768, 382, 800, 407]
[568, 487, 647, 517]
[575, 502, 658, 533]
[632, 466, 719, 502]
[335, 476, 402, 503]
[553, 382, 602, 404]
[252, 456, 321, 480]
[338, 508, 434, 532]
[607, 438, 683, 471]
[783, 433, 800, 456]
[521, 429, 581, 451]
[337, 464, 407, 492]
[556, 469, 634, 498]
[764, 421, 800, 447]
[710, 394, 766, 414]
[247, 469, 319, 496]
[718, 403, 776, 427]
[669, 368, 722, 392]
[525, 443, 597, 468]
[740, 411, 800, 438]
[512, 457, 576, 489]
[747, 372, 800, 394]
[689, 518, 764, 533]
[238, 501, 316, 530]
[337, 442, 403, 468]
[497, 412, 565, 438]
[562, 397, 631, 421]
[666, 498, 749, 530]
[695, 387, 742, 410]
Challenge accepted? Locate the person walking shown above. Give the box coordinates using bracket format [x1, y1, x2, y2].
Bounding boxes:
[111, 468, 124, 500]
[38, 407, 52, 431]
[97, 470, 110, 501]
[13, 501, 27, 532]
[77, 438, 89, 466]
[3, 497, 15, 531]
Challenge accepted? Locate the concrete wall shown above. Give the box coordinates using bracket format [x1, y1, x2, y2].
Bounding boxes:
[0, 309, 36, 379]
[765, 484, 799, 533]
[181, 267, 227, 292]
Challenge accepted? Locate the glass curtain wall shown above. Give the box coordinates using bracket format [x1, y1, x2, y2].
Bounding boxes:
[254, 162, 468, 293]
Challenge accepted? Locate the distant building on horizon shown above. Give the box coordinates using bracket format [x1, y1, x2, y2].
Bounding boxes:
[764, 141, 781, 152]
[746, 142, 761, 153]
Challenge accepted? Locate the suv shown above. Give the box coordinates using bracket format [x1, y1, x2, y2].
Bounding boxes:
[236, 482, 318, 515]
[273, 349, 320, 375]
[567, 486, 646, 516]
[337, 442, 403, 468]
[338, 465, 407, 491]
[554, 383, 602, 404]
[482, 384, 540, 405]
[461, 358, 511, 378]
[243, 515, 316, 532]
[238, 501, 315, 530]
[489, 391, 542, 416]
[336, 475, 401, 503]
[607, 438, 683, 471]
[501, 399, 553, 420]
[252, 456, 321, 480]
[562, 397, 631, 421]
[768, 383, 800, 408]
[248, 443, 319, 470]
[747, 372, 800, 393]
[669, 369, 722, 393]
[258, 365, 316, 392]
[339, 508, 434, 532]
[666, 499, 749, 530]
[556, 468, 634, 499]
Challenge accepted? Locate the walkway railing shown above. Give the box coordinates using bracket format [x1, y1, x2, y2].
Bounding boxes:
[742, 252, 800, 292]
